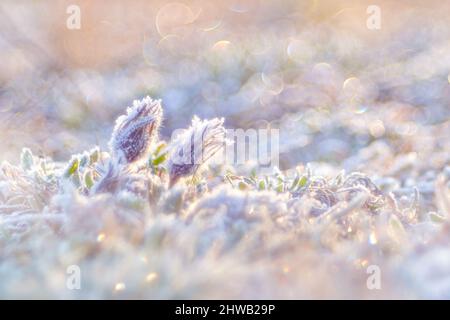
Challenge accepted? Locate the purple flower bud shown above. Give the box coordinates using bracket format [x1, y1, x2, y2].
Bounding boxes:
[109, 96, 163, 164]
[167, 116, 229, 187]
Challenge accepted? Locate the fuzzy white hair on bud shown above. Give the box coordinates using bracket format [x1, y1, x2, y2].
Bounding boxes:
[167, 116, 230, 187]
[109, 96, 163, 164]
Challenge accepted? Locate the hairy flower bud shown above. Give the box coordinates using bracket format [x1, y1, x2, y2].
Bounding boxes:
[167, 116, 229, 187]
[109, 96, 163, 164]
[90, 159, 122, 195]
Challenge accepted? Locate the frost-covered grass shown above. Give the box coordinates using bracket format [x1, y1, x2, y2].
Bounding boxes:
[1, 95, 449, 299]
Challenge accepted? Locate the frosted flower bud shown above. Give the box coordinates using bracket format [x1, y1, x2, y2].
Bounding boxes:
[109, 96, 163, 164]
[90, 159, 122, 194]
[167, 116, 229, 187]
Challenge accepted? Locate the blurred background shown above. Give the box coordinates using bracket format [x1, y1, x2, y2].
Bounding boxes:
[0, 0, 449, 171]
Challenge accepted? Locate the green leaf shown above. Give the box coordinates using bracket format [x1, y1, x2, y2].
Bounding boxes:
[152, 153, 167, 166]
[429, 212, 446, 223]
[89, 147, 100, 164]
[276, 183, 283, 193]
[298, 176, 308, 188]
[250, 169, 257, 180]
[238, 181, 248, 190]
[258, 180, 266, 190]
[290, 175, 307, 191]
[154, 142, 166, 156]
[84, 171, 94, 189]
[64, 157, 79, 178]
[20, 148, 34, 171]
[79, 153, 89, 168]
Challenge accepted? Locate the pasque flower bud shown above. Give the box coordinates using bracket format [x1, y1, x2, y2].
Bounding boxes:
[167, 116, 229, 187]
[109, 96, 163, 164]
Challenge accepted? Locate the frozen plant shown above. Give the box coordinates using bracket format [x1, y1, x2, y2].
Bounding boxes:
[167, 116, 229, 187]
[109, 96, 163, 165]
[0, 92, 448, 299]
